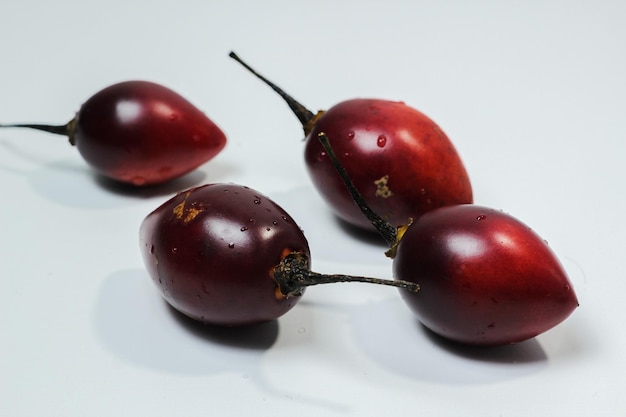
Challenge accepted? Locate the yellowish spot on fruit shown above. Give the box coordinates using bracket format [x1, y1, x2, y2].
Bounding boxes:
[274, 286, 287, 300]
[173, 201, 185, 219]
[280, 247, 293, 259]
[172, 192, 204, 223]
[184, 208, 203, 222]
[374, 175, 394, 198]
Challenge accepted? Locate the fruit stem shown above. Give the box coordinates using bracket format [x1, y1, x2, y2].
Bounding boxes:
[274, 252, 419, 297]
[0, 123, 68, 136]
[0, 119, 77, 145]
[317, 132, 400, 251]
[229, 51, 319, 135]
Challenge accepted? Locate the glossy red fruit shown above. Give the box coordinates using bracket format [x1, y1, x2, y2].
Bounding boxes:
[318, 132, 578, 346]
[305, 99, 472, 230]
[393, 205, 578, 345]
[1, 81, 227, 186]
[229, 52, 472, 231]
[140, 184, 310, 325]
[139, 183, 419, 326]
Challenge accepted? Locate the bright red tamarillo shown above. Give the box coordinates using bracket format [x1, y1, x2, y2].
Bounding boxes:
[393, 205, 578, 345]
[139, 183, 418, 326]
[229, 51, 472, 231]
[318, 132, 578, 346]
[1, 81, 227, 186]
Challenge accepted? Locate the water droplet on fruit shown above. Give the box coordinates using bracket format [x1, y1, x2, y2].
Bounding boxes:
[365, 126, 371, 131]
[377, 135, 387, 147]
[253, 199, 261, 205]
[150, 245, 155, 254]
[228, 243, 235, 249]
[169, 113, 178, 121]
[420, 188, 427, 195]
[240, 226, 248, 232]
[318, 151, 327, 161]
[266, 227, 271, 231]
[347, 131, 355, 140]
[171, 247, 178, 254]
[476, 215, 487, 221]
[192, 134, 202, 142]
[281, 215, 289, 223]
[272, 220, 278, 225]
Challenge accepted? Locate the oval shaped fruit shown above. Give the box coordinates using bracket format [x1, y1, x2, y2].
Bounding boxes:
[229, 52, 472, 231]
[393, 205, 579, 345]
[317, 132, 578, 346]
[139, 184, 310, 325]
[1, 80, 227, 186]
[139, 183, 419, 326]
[305, 99, 472, 230]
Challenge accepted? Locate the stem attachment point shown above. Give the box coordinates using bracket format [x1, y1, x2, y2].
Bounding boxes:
[0, 118, 77, 146]
[273, 252, 420, 297]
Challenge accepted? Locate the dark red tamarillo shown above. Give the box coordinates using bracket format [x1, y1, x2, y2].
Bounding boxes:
[139, 183, 419, 326]
[318, 132, 578, 346]
[1, 81, 227, 186]
[229, 51, 472, 232]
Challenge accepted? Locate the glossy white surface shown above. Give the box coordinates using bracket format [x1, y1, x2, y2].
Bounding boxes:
[1, 1, 625, 415]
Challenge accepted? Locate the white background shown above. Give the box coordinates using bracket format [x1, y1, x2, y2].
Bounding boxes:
[1, 1, 625, 416]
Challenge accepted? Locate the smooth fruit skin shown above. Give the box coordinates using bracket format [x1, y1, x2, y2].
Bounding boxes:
[139, 184, 310, 326]
[305, 99, 473, 231]
[393, 205, 578, 346]
[74, 81, 226, 186]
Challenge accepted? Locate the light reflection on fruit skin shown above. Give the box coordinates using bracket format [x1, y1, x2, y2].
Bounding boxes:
[394, 205, 578, 346]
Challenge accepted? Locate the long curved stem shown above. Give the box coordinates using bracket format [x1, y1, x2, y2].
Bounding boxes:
[274, 252, 419, 297]
[229, 51, 317, 133]
[0, 122, 70, 136]
[317, 132, 399, 249]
